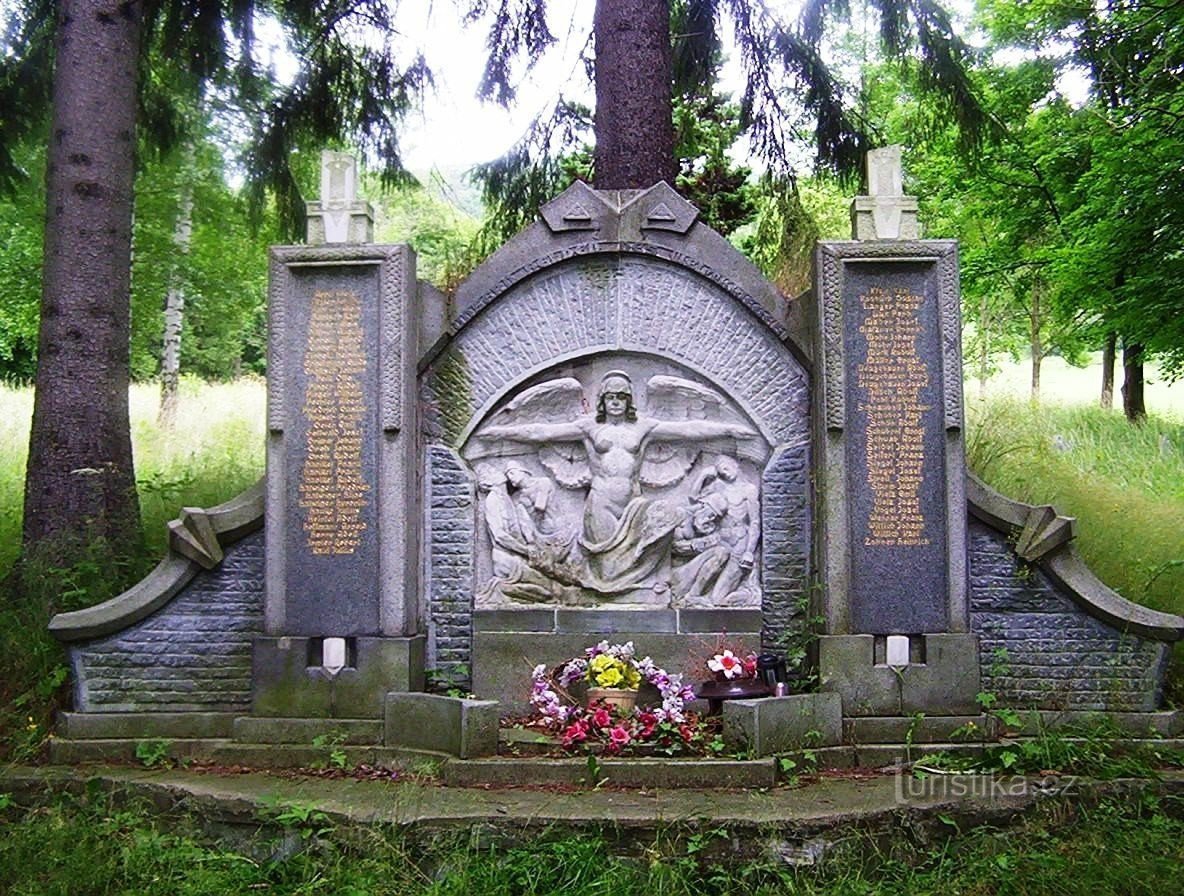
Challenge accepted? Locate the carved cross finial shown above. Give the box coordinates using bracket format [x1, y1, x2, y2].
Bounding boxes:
[866, 145, 904, 198]
[305, 150, 374, 245]
[850, 144, 919, 240]
[321, 151, 357, 204]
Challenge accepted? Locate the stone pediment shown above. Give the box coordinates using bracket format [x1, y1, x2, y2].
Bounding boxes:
[448, 182, 808, 363]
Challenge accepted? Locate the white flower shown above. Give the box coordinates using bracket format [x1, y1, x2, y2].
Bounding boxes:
[708, 650, 744, 679]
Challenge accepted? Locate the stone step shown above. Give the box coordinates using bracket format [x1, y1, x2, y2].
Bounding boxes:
[442, 757, 778, 789]
[844, 711, 1184, 744]
[46, 737, 446, 771]
[232, 717, 383, 745]
[58, 712, 238, 740]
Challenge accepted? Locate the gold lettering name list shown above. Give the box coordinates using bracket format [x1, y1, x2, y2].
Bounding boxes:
[298, 290, 370, 555]
[856, 286, 931, 547]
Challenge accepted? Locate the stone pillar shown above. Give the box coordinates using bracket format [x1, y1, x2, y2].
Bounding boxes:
[814, 147, 978, 716]
[254, 158, 424, 719]
[305, 151, 375, 245]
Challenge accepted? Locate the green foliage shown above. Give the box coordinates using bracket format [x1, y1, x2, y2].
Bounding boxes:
[3, 791, 1184, 894]
[373, 179, 482, 292]
[134, 738, 173, 769]
[966, 398, 1184, 613]
[311, 732, 350, 771]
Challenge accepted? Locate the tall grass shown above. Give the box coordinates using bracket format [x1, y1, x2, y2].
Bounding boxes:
[966, 398, 1184, 614]
[2, 790, 1183, 894]
[0, 376, 264, 577]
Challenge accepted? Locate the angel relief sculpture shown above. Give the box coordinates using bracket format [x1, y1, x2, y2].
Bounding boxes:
[466, 369, 768, 608]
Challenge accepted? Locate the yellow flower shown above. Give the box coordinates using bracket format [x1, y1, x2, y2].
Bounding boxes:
[597, 666, 624, 687]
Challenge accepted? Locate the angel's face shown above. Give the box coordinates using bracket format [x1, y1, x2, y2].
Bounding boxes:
[602, 390, 631, 418]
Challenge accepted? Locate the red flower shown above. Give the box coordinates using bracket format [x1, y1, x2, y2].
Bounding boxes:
[609, 725, 632, 748]
[637, 711, 658, 738]
[561, 719, 589, 747]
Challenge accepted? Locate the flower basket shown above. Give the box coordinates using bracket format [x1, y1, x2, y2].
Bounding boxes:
[586, 686, 638, 713]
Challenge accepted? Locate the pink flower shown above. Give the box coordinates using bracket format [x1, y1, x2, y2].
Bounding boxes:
[609, 725, 631, 747]
[591, 707, 612, 728]
[708, 650, 744, 680]
[562, 719, 589, 747]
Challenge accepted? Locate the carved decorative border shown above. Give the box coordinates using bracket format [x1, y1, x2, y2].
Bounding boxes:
[817, 245, 845, 432]
[936, 246, 964, 431]
[451, 241, 794, 348]
[815, 241, 962, 433]
[266, 252, 287, 432]
[379, 246, 405, 433]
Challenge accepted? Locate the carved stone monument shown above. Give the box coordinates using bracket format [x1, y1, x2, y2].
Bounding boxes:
[254, 157, 423, 718]
[45, 149, 1184, 764]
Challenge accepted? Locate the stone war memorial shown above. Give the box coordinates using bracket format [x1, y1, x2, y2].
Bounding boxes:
[46, 148, 1184, 774]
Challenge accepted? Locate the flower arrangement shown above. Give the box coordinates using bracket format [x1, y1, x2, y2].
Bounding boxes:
[706, 648, 757, 682]
[527, 640, 710, 755]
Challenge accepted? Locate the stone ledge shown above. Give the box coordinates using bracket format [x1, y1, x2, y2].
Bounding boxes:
[442, 757, 777, 789]
[967, 474, 1184, 642]
[49, 480, 265, 643]
[58, 712, 237, 740]
[46, 736, 445, 769]
[232, 717, 383, 745]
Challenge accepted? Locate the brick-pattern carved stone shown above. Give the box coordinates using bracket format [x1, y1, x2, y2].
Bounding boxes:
[426, 446, 476, 689]
[71, 534, 265, 712]
[426, 255, 808, 452]
[379, 245, 405, 433]
[760, 443, 812, 650]
[969, 522, 1166, 711]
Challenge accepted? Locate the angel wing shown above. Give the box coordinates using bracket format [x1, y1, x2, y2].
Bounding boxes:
[465, 378, 592, 485]
[640, 375, 766, 484]
[497, 378, 586, 424]
[644, 375, 726, 421]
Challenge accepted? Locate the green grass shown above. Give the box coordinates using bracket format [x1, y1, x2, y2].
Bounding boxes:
[966, 397, 1184, 614]
[0, 375, 264, 577]
[2, 789, 1184, 894]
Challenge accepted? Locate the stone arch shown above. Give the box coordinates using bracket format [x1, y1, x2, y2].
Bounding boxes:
[420, 250, 812, 683]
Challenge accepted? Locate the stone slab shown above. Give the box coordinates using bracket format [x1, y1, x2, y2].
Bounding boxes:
[232, 717, 383, 745]
[277, 265, 384, 633]
[472, 631, 761, 713]
[845, 716, 986, 744]
[677, 609, 764, 633]
[385, 693, 500, 758]
[841, 262, 950, 632]
[555, 610, 678, 634]
[473, 609, 556, 632]
[441, 757, 777, 789]
[252, 635, 425, 719]
[723, 693, 843, 756]
[819, 633, 980, 717]
[58, 712, 236, 740]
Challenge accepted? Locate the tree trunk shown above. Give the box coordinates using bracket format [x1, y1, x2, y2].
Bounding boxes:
[978, 293, 989, 400]
[1028, 285, 1042, 403]
[593, 0, 676, 189]
[22, 0, 143, 579]
[159, 160, 195, 428]
[1100, 330, 1116, 409]
[1121, 341, 1146, 423]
